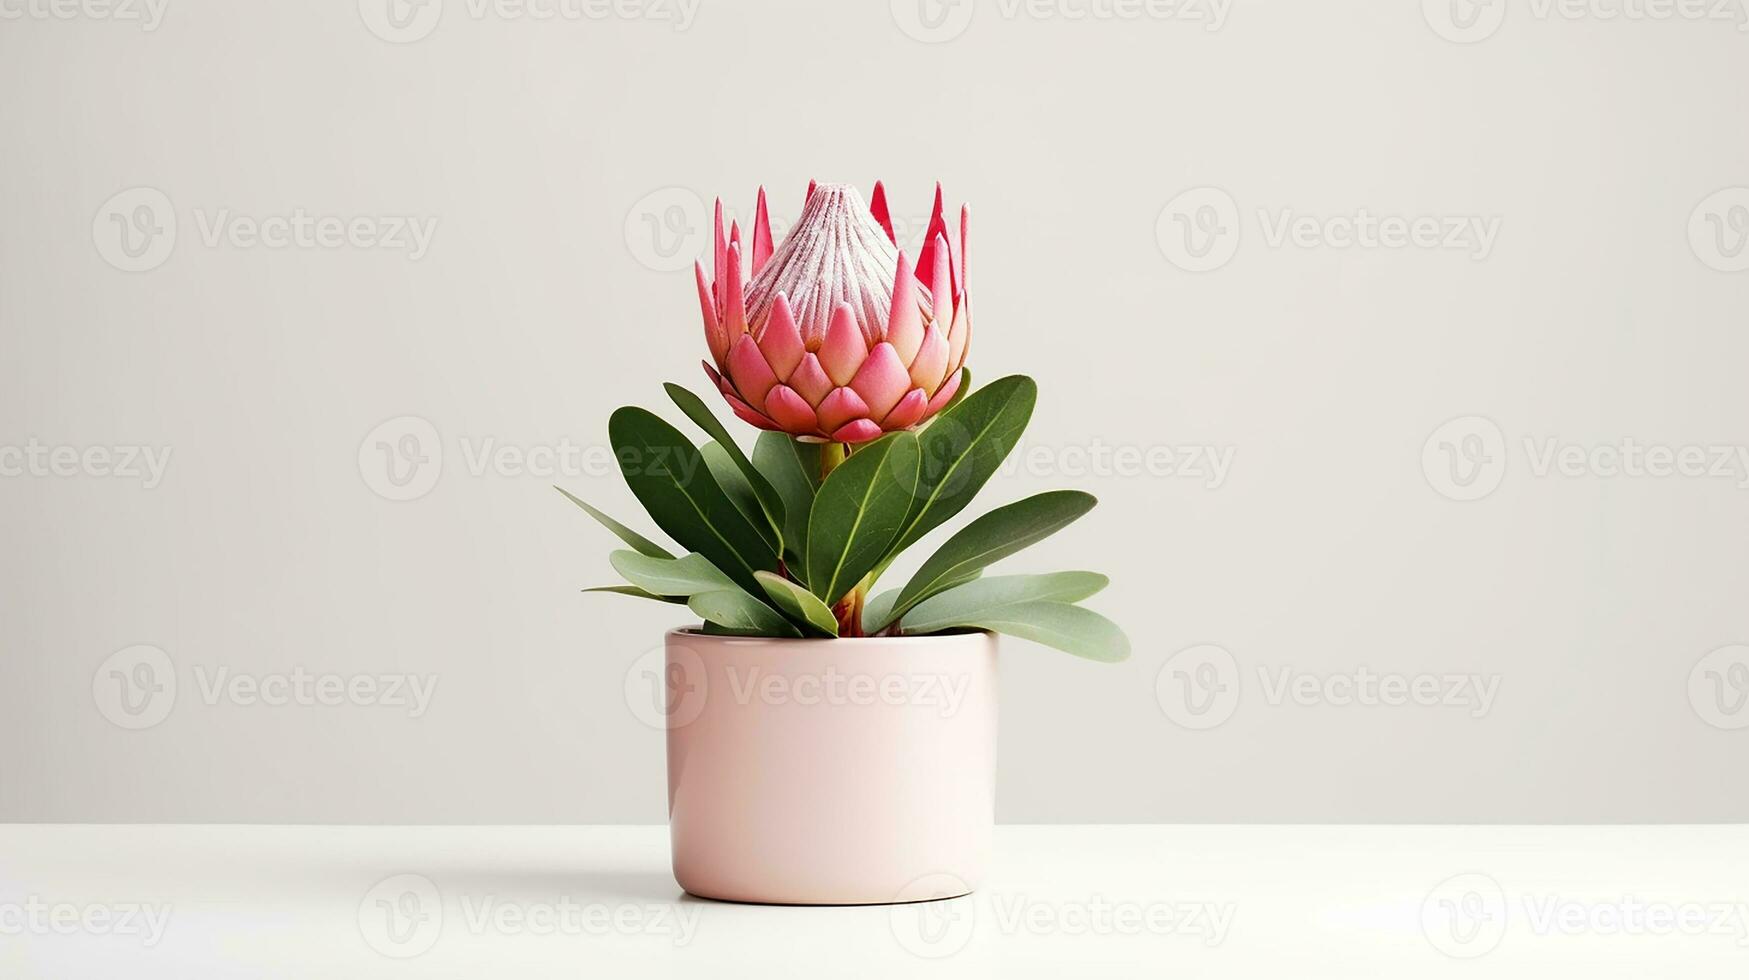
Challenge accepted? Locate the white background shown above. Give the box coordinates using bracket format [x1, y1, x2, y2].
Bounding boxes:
[2, 0, 1747, 823]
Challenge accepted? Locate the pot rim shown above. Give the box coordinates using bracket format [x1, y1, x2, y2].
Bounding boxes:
[666, 626, 991, 646]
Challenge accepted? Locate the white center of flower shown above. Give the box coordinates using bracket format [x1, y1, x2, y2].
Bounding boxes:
[745, 183, 931, 348]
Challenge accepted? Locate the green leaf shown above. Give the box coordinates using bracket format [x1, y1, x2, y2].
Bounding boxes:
[805, 432, 922, 605]
[608, 406, 779, 594]
[898, 572, 1109, 634]
[755, 571, 839, 636]
[609, 550, 737, 597]
[943, 367, 971, 412]
[862, 587, 901, 634]
[665, 384, 785, 551]
[688, 589, 802, 637]
[880, 375, 1035, 570]
[700, 441, 763, 531]
[583, 584, 685, 604]
[945, 601, 1128, 662]
[752, 433, 820, 565]
[876, 490, 1097, 630]
[555, 487, 673, 559]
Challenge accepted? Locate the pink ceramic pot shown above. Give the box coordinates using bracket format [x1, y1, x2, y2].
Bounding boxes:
[664, 628, 998, 905]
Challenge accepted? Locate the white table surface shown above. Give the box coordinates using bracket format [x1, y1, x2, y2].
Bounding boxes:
[1, 825, 1745, 977]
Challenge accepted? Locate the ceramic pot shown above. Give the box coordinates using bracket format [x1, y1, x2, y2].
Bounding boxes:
[663, 628, 998, 905]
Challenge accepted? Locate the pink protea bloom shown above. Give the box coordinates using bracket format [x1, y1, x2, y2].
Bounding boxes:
[695, 181, 971, 444]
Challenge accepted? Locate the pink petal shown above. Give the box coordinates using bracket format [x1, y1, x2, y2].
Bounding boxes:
[723, 242, 748, 339]
[816, 387, 871, 433]
[830, 419, 884, 444]
[850, 342, 911, 420]
[728, 396, 781, 431]
[915, 184, 951, 293]
[751, 187, 774, 274]
[712, 198, 726, 309]
[884, 251, 924, 364]
[926, 234, 953, 326]
[789, 353, 833, 406]
[757, 293, 805, 380]
[696, 261, 726, 366]
[805, 179, 816, 204]
[958, 203, 971, 298]
[945, 303, 969, 375]
[925, 369, 963, 415]
[726, 334, 778, 407]
[869, 180, 896, 245]
[764, 385, 820, 435]
[909, 322, 949, 394]
[818, 302, 868, 387]
[882, 388, 929, 429]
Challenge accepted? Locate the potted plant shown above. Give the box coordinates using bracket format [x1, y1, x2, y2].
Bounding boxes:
[561, 181, 1128, 905]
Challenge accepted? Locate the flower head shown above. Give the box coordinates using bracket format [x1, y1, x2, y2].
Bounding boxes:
[696, 181, 970, 443]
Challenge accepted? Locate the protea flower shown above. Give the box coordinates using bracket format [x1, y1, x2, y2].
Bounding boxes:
[695, 181, 970, 444]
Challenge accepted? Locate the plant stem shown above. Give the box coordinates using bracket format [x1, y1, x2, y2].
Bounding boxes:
[819, 440, 849, 481]
[817, 442, 870, 636]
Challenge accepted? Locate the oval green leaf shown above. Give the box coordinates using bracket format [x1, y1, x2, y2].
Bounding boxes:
[805, 432, 921, 605]
[755, 570, 839, 636]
